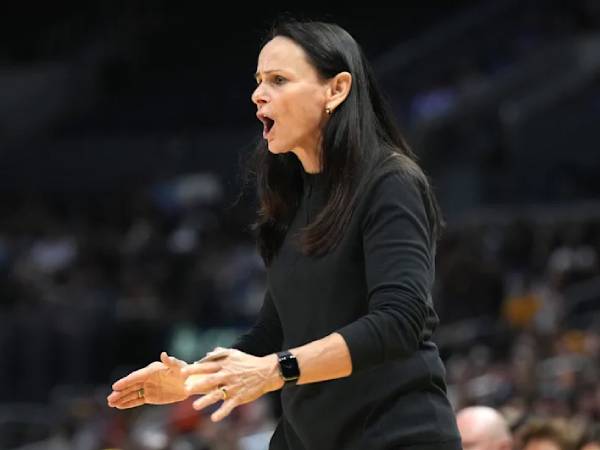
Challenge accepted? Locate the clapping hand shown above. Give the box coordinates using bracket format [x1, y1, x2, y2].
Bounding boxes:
[182, 347, 283, 422]
[107, 352, 190, 409]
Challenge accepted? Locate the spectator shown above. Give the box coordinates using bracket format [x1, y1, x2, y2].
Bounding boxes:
[518, 419, 575, 450]
[456, 406, 513, 450]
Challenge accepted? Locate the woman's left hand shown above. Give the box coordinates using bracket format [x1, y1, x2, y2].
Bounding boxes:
[182, 347, 283, 422]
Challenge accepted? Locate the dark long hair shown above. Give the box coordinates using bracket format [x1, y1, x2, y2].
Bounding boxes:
[249, 20, 444, 266]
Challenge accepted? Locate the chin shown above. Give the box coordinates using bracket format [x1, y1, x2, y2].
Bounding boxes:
[266, 142, 291, 154]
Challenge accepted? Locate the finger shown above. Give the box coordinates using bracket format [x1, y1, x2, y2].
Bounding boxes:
[108, 385, 143, 405]
[195, 348, 231, 363]
[109, 383, 144, 399]
[211, 398, 239, 422]
[161, 351, 187, 369]
[184, 375, 213, 395]
[181, 361, 221, 376]
[185, 373, 228, 394]
[112, 387, 146, 407]
[112, 366, 150, 391]
[192, 390, 223, 411]
[194, 353, 228, 364]
[115, 396, 145, 410]
[185, 374, 211, 394]
[211, 346, 228, 353]
[107, 383, 144, 405]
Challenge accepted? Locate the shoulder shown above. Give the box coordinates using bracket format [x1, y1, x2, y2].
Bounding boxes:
[359, 165, 424, 214]
[356, 162, 432, 240]
[370, 169, 420, 198]
[360, 152, 427, 199]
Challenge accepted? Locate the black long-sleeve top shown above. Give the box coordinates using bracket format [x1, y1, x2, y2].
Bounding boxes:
[233, 167, 462, 450]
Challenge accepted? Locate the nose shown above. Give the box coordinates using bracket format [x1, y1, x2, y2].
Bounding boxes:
[251, 84, 268, 106]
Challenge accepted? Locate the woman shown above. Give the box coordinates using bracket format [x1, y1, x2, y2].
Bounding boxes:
[107, 20, 462, 450]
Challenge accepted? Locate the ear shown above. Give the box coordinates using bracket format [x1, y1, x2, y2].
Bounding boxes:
[325, 71, 352, 113]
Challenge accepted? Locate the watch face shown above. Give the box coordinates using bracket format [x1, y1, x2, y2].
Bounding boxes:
[279, 352, 299, 380]
[282, 360, 294, 370]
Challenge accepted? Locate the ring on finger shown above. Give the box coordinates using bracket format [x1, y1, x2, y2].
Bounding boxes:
[218, 385, 228, 400]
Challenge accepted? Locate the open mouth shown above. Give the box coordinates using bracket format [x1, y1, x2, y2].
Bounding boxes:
[257, 113, 275, 138]
[265, 117, 274, 133]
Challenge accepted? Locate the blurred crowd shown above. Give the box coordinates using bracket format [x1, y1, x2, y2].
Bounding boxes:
[0, 185, 265, 394]
[456, 405, 600, 450]
[0, 186, 273, 448]
[439, 213, 600, 450]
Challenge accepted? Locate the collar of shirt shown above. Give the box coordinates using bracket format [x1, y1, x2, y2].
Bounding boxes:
[300, 169, 327, 200]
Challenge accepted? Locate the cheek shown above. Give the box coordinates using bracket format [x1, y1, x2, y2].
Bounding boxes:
[283, 87, 324, 127]
[287, 99, 323, 134]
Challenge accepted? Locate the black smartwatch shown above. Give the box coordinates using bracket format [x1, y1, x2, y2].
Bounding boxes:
[277, 350, 300, 384]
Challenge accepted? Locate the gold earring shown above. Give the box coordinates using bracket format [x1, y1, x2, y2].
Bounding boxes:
[325, 107, 332, 115]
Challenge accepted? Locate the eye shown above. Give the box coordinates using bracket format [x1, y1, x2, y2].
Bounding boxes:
[273, 75, 286, 85]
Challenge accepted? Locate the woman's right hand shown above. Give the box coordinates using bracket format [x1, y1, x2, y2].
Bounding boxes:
[107, 352, 190, 409]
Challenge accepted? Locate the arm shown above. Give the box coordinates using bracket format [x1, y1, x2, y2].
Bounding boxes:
[262, 172, 435, 387]
[262, 332, 352, 390]
[335, 172, 434, 373]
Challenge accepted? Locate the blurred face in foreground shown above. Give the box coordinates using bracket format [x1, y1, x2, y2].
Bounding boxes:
[581, 444, 600, 450]
[456, 407, 513, 450]
[251, 36, 350, 172]
[523, 439, 562, 450]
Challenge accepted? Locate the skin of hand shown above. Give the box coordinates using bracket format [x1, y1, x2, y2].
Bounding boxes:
[107, 351, 192, 409]
[182, 347, 283, 422]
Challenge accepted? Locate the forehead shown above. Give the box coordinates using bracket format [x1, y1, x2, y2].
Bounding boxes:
[256, 36, 314, 74]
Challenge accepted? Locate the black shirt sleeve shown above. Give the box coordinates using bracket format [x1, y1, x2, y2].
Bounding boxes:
[231, 289, 283, 356]
[336, 172, 434, 373]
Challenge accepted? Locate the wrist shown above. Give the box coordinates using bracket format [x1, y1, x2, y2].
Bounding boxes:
[263, 354, 284, 392]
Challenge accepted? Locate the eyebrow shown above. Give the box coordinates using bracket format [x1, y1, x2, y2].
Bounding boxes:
[254, 69, 286, 81]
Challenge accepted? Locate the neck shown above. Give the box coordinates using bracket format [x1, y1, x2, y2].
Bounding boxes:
[293, 146, 321, 174]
